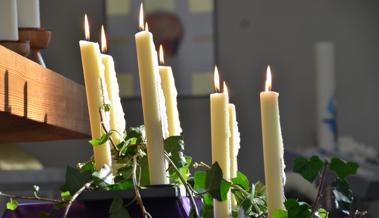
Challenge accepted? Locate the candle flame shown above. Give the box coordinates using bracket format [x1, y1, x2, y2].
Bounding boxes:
[265, 65, 272, 91]
[214, 66, 220, 92]
[223, 81, 229, 97]
[84, 14, 90, 40]
[100, 25, 107, 53]
[159, 45, 165, 64]
[139, 3, 144, 30]
[145, 22, 149, 32]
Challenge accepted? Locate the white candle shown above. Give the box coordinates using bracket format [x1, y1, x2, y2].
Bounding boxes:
[158, 45, 182, 137]
[229, 103, 240, 210]
[0, 0, 18, 40]
[100, 25, 126, 146]
[210, 66, 230, 217]
[17, 0, 40, 28]
[135, 4, 168, 185]
[260, 66, 285, 216]
[79, 15, 112, 170]
[315, 42, 337, 151]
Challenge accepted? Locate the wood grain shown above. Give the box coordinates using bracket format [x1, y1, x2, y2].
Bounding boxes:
[0, 45, 90, 143]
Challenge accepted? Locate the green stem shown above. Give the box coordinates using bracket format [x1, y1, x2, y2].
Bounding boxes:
[311, 161, 329, 217]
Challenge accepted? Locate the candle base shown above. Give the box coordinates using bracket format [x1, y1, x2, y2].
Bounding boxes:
[0, 40, 30, 57]
[18, 28, 51, 67]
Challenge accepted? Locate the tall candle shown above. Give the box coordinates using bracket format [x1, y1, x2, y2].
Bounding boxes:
[79, 15, 112, 170]
[100, 25, 126, 145]
[210, 66, 230, 217]
[0, 0, 18, 40]
[17, 0, 40, 28]
[158, 45, 182, 137]
[229, 103, 240, 210]
[260, 66, 285, 216]
[135, 4, 168, 185]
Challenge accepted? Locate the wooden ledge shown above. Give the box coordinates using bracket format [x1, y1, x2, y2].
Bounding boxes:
[0, 45, 90, 143]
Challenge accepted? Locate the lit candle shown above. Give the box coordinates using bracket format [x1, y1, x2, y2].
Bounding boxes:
[79, 15, 112, 170]
[210, 66, 230, 217]
[135, 4, 168, 185]
[228, 103, 240, 210]
[100, 25, 126, 145]
[17, 0, 40, 28]
[0, 0, 18, 40]
[260, 66, 285, 216]
[158, 45, 182, 137]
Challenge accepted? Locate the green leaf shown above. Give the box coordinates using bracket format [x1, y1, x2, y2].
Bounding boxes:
[125, 126, 144, 145]
[89, 132, 112, 146]
[169, 156, 192, 183]
[80, 162, 96, 172]
[315, 208, 329, 218]
[61, 166, 92, 193]
[330, 158, 358, 180]
[231, 171, 250, 191]
[6, 198, 18, 211]
[109, 197, 130, 218]
[293, 156, 324, 182]
[272, 209, 288, 218]
[205, 162, 231, 201]
[285, 199, 311, 218]
[200, 193, 213, 218]
[194, 171, 206, 193]
[164, 136, 186, 168]
[60, 191, 71, 200]
[139, 155, 150, 186]
[332, 179, 353, 216]
[109, 180, 134, 190]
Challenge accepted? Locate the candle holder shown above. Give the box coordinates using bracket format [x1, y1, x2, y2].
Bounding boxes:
[18, 28, 52, 67]
[0, 40, 30, 57]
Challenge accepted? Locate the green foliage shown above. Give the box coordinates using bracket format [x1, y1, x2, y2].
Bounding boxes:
[205, 162, 231, 201]
[89, 132, 112, 146]
[293, 156, 324, 182]
[109, 197, 130, 218]
[61, 165, 92, 193]
[194, 171, 206, 193]
[272, 209, 288, 218]
[60, 191, 71, 200]
[315, 208, 328, 218]
[231, 171, 250, 191]
[200, 193, 213, 218]
[285, 199, 311, 218]
[332, 179, 354, 216]
[6, 198, 18, 211]
[330, 157, 358, 180]
[164, 136, 187, 168]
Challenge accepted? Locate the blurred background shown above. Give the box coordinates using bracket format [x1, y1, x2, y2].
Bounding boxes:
[1, 0, 379, 216]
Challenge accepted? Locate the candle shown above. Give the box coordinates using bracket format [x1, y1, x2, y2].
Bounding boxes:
[228, 103, 240, 210]
[210, 66, 230, 217]
[100, 25, 126, 145]
[17, 0, 40, 28]
[135, 4, 168, 185]
[0, 0, 18, 40]
[315, 42, 337, 151]
[79, 15, 112, 170]
[260, 66, 285, 216]
[158, 45, 182, 137]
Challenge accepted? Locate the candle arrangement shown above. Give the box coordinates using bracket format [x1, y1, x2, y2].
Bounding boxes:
[0, 3, 365, 218]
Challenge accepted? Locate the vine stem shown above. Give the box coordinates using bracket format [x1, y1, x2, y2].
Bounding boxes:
[99, 108, 118, 151]
[311, 161, 329, 217]
[0, 192, 64, 204]
[63, 181, 94, 218]
[164, 152, 200, 218]
[132, 155, 152, 218]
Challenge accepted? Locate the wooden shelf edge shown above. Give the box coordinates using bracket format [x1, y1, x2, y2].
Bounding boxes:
[0, 46, 91, 143]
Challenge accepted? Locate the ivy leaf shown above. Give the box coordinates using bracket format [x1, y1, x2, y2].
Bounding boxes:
[60, 191, 71, 200]
[109, 180, 134, 190]
[61, 166, 92, 193]
[89, 132, 112, 146]
[315, 208, 329, 218]
[285, 199, 311, 218]
[109, 197, 130, 218]
[125, 126, 144, 145]
[330, 158, 358, 180]
[200, 193, 213, 218]
[169, 156, 192, 183]
[205, 162, 231, 201]
[164, 136, 186, 168]
[231, 171, 250, 191]
[194, 171, 206, 193]
[139, 155, 150, 186]
[272, 209, 288, 218]
[332, 179, 353, 216]
[80, 162, 96, 172]
[293, 156, 324, 182]
[6, 198, 18, 211]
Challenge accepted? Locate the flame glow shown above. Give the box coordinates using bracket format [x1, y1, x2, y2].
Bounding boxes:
[139, 3, 144, 30]
[214, 66, 220, 92]
[223, 81, 228, 97]
[265, 65, 272, 92]
[84, 14, 90, 40]
[159, 45, 165, 64]
[145, 22, 149, 32]
[101, 25, 107, 53]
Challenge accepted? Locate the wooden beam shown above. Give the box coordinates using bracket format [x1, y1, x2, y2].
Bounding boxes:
[0, 45, 90, 143]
